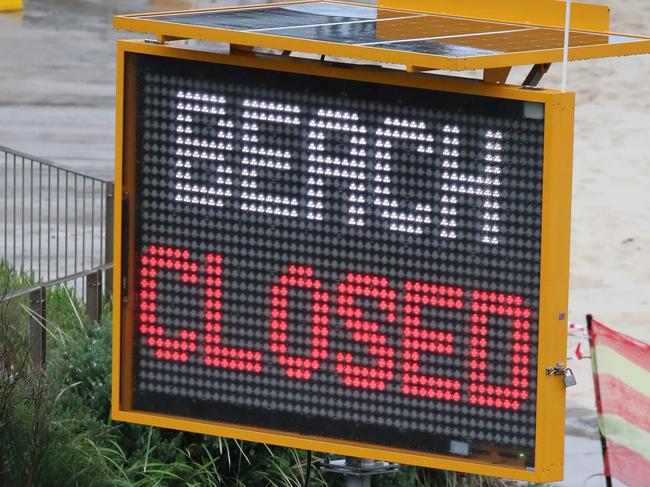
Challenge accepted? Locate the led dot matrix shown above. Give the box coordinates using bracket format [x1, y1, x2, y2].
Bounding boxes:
[132, 54, 546, 466]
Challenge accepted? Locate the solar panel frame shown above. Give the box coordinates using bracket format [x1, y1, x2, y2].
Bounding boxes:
[378, 0, 611, 31]
[113, 0, 650, 71]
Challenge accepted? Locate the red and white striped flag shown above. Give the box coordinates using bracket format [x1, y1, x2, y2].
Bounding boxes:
[589, 316, 650, 486]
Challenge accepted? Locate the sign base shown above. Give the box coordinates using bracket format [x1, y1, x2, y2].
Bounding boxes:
[319, 457, 399, 487]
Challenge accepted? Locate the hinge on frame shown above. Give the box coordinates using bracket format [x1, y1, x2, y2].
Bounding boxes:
[121, 191, 129, 302]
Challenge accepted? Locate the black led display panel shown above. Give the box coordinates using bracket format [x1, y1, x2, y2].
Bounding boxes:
[131, 54, 545, 466]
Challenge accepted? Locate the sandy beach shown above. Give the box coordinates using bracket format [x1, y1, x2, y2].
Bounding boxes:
[549, 0, 650, 412]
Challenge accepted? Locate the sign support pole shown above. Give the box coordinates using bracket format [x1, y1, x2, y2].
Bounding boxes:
[318, 457, 399, 486]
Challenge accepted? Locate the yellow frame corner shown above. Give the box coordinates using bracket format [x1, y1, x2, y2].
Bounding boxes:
[0, 0, 23, 12]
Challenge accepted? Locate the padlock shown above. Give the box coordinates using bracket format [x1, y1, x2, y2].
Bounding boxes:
[563, 368, 577, 388]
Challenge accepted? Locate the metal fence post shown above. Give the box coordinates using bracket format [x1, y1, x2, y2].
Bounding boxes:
[86, 270, 103, 323]
[104, 182, 114, 299]
[29, 286, 47, 373]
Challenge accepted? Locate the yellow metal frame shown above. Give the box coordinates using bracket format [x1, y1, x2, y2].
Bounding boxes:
[112, 0, 650, 71]
[378, 0, 610, 31]
[112, 39, 574, 482]
[0, 0, 23, 11]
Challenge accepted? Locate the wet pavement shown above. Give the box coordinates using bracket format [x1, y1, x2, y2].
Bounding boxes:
[0, 0, 284, 179]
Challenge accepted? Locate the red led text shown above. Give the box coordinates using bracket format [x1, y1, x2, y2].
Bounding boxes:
[138, 246, 532, 410]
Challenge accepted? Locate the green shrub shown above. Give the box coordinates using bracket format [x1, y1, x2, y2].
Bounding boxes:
[0, 265, 327, 486]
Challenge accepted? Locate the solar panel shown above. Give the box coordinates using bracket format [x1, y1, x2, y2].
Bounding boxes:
[114, 1, 650, 71]
[155, 3, 397, 32]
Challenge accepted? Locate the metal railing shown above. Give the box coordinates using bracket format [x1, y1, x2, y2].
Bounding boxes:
[1, 145, 115, 371]
[1, 145, 114, 292]
[1, 267, 111, 371]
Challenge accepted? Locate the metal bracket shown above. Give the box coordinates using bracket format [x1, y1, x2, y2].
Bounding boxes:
[522, 63, 551, 88]
[545, 362, 566, 376]
[484, 66, 512, 84]
[406, 65, 430, 73]
[230, 43, 255, 54]
[153, 35, 187, 44]
[319, 457, 398, 486]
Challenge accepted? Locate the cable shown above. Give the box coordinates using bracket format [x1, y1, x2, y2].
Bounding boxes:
[561, 0, 572, 92]
[582, 473, 605, 487]
[303, 450, 313, 487]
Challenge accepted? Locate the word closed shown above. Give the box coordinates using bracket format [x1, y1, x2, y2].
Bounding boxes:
[138, 245, 532, 411]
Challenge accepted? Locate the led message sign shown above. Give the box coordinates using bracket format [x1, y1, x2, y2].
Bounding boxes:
[113, 42, 573, 481]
